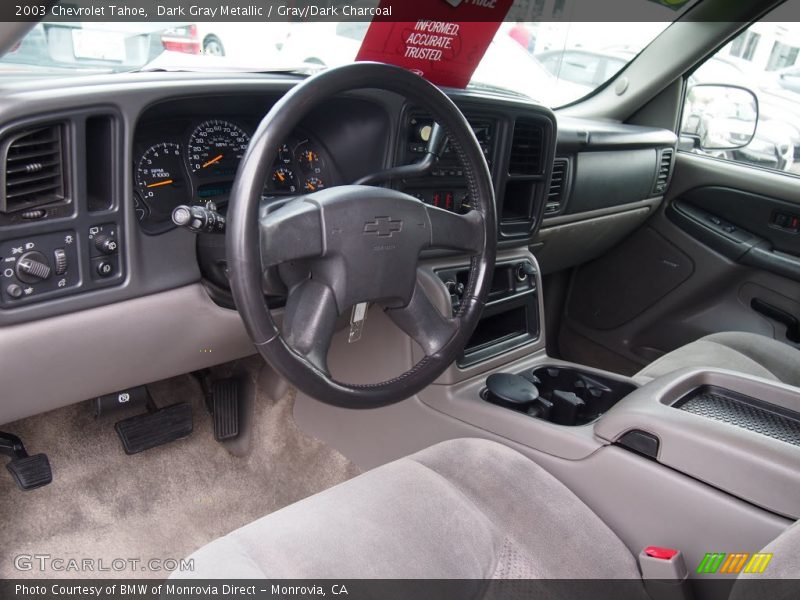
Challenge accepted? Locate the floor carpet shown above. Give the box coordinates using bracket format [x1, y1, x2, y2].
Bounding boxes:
[0, 357, 360, 579]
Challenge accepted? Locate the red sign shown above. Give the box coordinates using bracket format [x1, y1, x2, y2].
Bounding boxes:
[355, 0, 514, 89]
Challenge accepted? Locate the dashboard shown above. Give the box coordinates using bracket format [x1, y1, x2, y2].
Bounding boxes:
[133, 115, 337, 234]
[0, 72, 674, 328]
[0, 71, 678, 426]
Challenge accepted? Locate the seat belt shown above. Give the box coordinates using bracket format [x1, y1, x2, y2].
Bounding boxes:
[638, 546, 693, 600]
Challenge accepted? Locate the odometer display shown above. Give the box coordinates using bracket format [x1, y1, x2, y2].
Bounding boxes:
[187, 120, 250, 178]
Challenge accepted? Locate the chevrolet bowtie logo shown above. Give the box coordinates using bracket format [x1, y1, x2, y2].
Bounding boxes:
[363, 217, 403, 237]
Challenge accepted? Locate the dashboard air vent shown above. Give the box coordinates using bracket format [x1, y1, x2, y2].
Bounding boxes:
[509, 118, 543, 175]
[1, 124, 66, 213]
[545, 158, 568, 215]
[653, 148, 674, 195]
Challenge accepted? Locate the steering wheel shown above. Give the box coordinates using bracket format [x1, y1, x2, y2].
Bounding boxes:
[227, 62, 497, 408]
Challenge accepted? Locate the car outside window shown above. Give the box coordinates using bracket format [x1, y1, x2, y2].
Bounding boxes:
[680, 20, 800, 176]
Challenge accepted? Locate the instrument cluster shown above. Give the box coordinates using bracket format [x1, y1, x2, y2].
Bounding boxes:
[133, 118, 333, 234]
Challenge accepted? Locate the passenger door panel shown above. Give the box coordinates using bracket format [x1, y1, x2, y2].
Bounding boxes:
[560, 153, 800, 375]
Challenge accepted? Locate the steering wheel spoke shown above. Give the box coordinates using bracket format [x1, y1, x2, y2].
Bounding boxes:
[282, 279, 339, 374]
[385, 282, 458, 357]
[260, 198, 324, 267]
[424, 205, 485, 254]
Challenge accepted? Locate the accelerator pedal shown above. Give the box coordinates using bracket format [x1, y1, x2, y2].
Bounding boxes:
[212, 379, 240, 442]
[115, 403, 193, 455]
[1, 432, 52, 491]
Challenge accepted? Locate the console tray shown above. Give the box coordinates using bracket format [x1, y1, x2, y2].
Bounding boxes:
[675, 385, 800, 447]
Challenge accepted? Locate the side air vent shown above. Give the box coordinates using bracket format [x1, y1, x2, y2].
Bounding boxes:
[1, 124, 66, 213]
[545, 158, 569, 215]
[653, 148, 674, 195]
[509, 118, 543, 175]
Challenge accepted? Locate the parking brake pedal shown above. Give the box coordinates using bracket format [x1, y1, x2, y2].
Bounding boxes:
[211, 379, 240, 442]
[1, 432, 52, 491]
[102, 385, 193, 454]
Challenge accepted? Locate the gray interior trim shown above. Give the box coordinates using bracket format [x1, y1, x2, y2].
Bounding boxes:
[0, 283, 256, 425]
[420, 353, 625, 461]
[534, 206, 655, 275]
[294, 386, 791, 575]
[671, 153, 800, 206]
[540, 197, 662, 228]
[420, 250, 547, 385]
[596, 367, 800, 519]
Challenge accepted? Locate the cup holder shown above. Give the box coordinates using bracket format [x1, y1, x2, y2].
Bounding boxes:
[483, 366, 637, 426]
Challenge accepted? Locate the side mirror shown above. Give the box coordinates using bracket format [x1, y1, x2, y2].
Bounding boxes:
[681, 83, 759, 150]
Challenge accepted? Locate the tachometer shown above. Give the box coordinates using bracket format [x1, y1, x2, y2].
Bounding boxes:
[187, 120, 250, 178]
[136, 142, 188, 218]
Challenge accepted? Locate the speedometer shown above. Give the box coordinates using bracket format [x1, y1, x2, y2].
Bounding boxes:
[187, 120, 250, 178]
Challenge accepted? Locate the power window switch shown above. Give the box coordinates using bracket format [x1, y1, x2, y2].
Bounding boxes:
[774, 213, 790, 228]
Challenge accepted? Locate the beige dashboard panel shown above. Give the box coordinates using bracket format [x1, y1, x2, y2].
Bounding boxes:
[0, 284, 256, 425]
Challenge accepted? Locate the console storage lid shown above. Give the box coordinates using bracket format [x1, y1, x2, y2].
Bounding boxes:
[594, 367, 800, 519]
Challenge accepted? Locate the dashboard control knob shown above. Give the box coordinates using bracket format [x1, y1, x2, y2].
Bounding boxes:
[53, 248, 68, 275]
[96, 261, 114, 278]
[6, 283, 23, 299]
[515, 261, 537, 282]
[16, 251, 51, 283]
[94, 234, 118, 255]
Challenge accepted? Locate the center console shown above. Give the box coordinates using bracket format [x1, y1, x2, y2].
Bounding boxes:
[483, 366, 637, 426]
[595, 368, 800, 518]
[436, 258, 539, 367]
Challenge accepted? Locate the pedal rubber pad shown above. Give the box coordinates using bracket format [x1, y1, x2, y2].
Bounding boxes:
[212, 379, 240, 442]
[7, 453, 52, 490]
[115, 403, 193, 455]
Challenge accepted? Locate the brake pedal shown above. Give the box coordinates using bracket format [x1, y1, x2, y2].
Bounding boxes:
[212, 379, 240, 442]
[1, 432, 52, 491]
[115, 403, 193, 455]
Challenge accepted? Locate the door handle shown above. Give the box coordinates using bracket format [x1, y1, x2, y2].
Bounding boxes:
[750, 298, 800, 343]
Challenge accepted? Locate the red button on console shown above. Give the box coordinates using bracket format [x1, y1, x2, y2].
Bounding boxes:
[644, 546, 679, 560]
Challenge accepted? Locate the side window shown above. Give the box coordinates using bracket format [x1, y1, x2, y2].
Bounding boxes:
[680, 21, 800, 176]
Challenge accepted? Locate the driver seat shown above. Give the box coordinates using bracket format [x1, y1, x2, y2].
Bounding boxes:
[172, 438, 798, 584]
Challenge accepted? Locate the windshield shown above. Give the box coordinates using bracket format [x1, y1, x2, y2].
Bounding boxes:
[0, 19, 671, 108]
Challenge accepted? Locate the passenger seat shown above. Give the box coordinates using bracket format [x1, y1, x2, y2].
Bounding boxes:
[636, 332, 800, 387]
